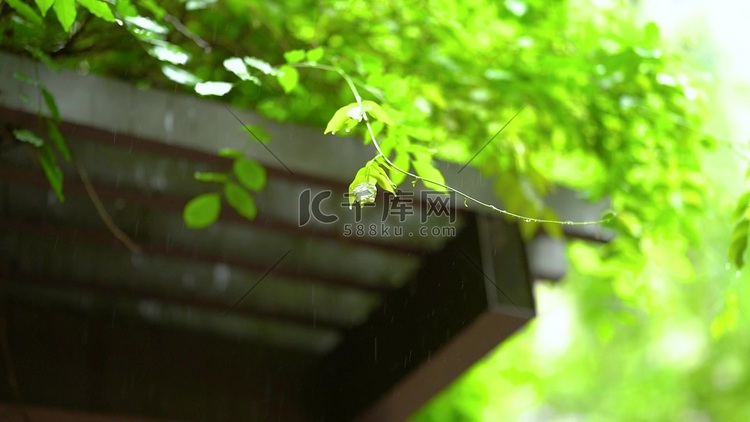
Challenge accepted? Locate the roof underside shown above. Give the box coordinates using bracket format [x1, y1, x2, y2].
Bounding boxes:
[0, 53, 609, 421]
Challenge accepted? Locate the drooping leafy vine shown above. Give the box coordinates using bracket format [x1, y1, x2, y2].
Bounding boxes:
[191, 52, 614, 228]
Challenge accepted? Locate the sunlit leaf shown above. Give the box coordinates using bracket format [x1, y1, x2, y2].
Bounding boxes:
[243, 56, 277, 76]
[368, 161, 396, 194]
[283, 49, 306, 64]
[224, 182, 257, 220]
[7, 0, 43, 25]
[138, 0, 165, 19]
[148, 43, 190, 65]
[183, 193, 221, 229]
[194, 81, 233, 96]
[52, 0, 77, 31]
[223, 57, 260, 84]
[324, 103, 359, 134]
[233, 158, 266, 192]
[389, 152, 410, 187]
[306, 47, 324, 62]
[277, 65, 299, 94]
[728, 220, 749, 269]
[412, 158, 447, 193]
[125, 16, 168, 34]
[115, 0, 138, 17]
[34, 0, 55, 16]
[161, 65, 201, 86]
[76, 0, 115, 22]
[361, 100, 393, 125]
[732, 191, 750, 221]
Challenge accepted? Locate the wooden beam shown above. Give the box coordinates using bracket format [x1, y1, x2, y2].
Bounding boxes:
[319, 214, 535, 421]
[0, 403, 182, 422]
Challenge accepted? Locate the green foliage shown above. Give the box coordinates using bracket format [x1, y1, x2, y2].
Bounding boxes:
[3, 0, 750, 419]
[10, 73, 71, 201]
[276, 65, 299, 93]
[183, 192, 221, 229]
[183, 154, 266, 228]
[730, 191, 750, 268]
[224, 182, 257, 220]
[233, 158, 266, 192]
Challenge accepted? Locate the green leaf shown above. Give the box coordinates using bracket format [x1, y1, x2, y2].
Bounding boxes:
[541, 208, 563, 237]
[34, 0, 55, 16]
[368, 161, 396, 194]
[306, 47, 324, 62]
[283, 49, 306, 64]
[240, 124, 272, 144]
[37, 145, 65, 202]
[25, 46, 60, 71]
[348, 166, 369, 207]
[138, 0, 166, 19]
[233, 158, 266, 192]
[115, 0, 138, 17]
[13, 129, 44, 146]
[194, 81, 233, 96]
[13, 72, 39, 86]
[194, 172, 228, 183]
[53, 0, 77, 31]
[223, 57, 261, 84]
[76, 0, 115, 22]
[162, 65, 201, 86]
[243, 56, 277, 75]
[732, 191, 750, 221]
[47, 121, 71, 162]
[390, 152, 410, 187]
[42, 88, 61, 122]
[361, 100, 394, 125]
[277, 65, 299, 94]
[412, 158, 447, 192]
[218, 148, 244, 159]
[729, 220, 749, 269]
[224, 182, 257, 220]
[324, 103, 359, 134]
[183, 193, 221, 229]
[7, 0, 43, 25]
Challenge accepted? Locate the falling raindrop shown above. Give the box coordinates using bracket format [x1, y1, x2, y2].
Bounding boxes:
[345, 128, 350, 133]
[736, 270, 742, 278]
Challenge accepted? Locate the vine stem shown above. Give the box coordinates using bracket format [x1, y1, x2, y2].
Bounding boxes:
[76, 160, 142, 254]
[296, 62, 613, 226]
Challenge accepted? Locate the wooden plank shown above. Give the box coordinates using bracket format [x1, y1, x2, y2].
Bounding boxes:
[320, 215, 535, 421]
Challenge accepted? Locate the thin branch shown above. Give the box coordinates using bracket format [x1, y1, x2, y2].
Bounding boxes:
[75, 160, 142, 254]
[331, 65, 611, 227]
[164, 13, 212, 53]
